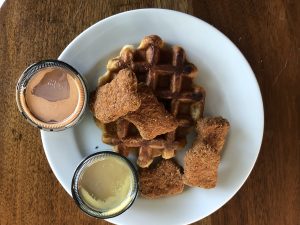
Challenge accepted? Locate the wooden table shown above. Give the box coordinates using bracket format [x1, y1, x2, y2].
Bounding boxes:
[0, 0, 299, 224]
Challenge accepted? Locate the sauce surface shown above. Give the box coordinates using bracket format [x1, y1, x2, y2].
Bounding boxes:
[78, 157, 134, 212]
[24, 68, 81, 123]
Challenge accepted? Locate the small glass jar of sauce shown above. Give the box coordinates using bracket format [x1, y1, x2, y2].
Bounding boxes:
[16, 60, 87, 131]
[71, 151, 138, 218]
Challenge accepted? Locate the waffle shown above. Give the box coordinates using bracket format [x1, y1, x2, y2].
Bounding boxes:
[97, 35, 206, 167]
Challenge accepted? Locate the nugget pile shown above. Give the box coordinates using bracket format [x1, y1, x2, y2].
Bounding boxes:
[92, 35, 205, 168]
[90, 35, 230, 199]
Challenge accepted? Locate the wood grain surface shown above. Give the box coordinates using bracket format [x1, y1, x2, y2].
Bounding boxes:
[0, 0, 299, 225]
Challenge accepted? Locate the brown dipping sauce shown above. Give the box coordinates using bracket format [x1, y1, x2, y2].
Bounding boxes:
[25, 68, 80, 123]
[16, 61, 87, 131]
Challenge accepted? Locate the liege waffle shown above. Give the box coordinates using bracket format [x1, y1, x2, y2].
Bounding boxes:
[96, 35, 206, 167]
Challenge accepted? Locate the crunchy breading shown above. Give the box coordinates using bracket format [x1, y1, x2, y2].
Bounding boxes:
[183, 141, 220, 188]
[124, 84, 178, 140]
[197, 117, 230, 153]
[90, 69, 141, 123]
[139, 159, 184, 199]
[183, 116, 230, 188]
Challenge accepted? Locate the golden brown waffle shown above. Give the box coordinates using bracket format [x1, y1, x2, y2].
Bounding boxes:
[100, 118, 185, 168]
[97, 35, 206, 167]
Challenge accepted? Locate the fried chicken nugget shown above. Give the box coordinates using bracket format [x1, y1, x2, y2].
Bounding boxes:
[197, 117, 230, 153]
[90, 69, 141, 123]
[124, 84, 178, 140]
[183, 116, 230, 188]
[139, 159, 184, 199]
[183, 141, 220, 188]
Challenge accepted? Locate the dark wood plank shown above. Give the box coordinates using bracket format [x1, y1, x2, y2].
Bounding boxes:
[191, 0, 300, 225]
[0, 0, 299, 225]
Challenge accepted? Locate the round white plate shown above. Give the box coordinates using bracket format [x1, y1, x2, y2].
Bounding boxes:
[41, 9, 264, 225]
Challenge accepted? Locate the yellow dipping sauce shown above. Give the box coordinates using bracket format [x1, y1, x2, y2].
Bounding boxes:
[77, 155, 135, 215]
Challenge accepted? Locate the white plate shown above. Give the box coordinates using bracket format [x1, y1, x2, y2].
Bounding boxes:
[41, 9, 264, 225]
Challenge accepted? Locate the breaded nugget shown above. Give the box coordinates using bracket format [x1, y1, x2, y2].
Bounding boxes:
[183, 116, 229, 188]
[124, 84, 178, 140]
[90, 69, 141, 123]
[183, 141, 220, 188]
[197, 117, 230, 153]
[139, 159, 184, 199]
